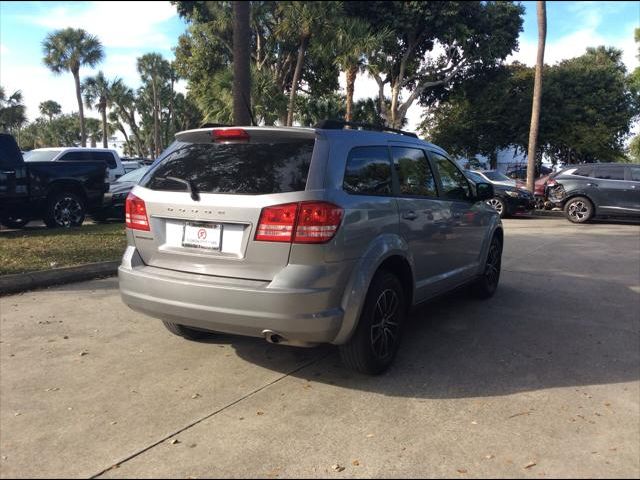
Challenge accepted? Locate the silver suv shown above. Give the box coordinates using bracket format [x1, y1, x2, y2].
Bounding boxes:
[119, 124, 502, 374]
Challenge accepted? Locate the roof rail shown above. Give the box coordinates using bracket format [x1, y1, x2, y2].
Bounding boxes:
[313, 119, 418, 138]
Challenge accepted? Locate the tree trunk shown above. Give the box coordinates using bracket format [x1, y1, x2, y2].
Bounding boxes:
[287, 34, 310, 127]
[345, 65, 357, 122]
[74, 70, 86, 147]
[489, 151, 498, 170]
[233, 0, 252, 126]
[101, 104, 108, 148]
[526, 1, 546, 193]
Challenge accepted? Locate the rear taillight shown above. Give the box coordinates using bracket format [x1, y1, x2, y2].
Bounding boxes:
[125, 193, 150, 231]
[293, 202, 343, 243]
[255, 201, 343, 244]
[255, 202, 299, 242]
[546, 178, 557, 187]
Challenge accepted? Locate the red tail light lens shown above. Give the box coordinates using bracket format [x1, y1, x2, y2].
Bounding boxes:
[294, 202, 343, 243]
[255, 203, 299, 242]
[125, 193, 150, 231]
[255, 201, 343, 244]
[212, 128, 250, 143]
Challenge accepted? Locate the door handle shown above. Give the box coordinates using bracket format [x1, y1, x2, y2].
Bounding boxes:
[402, 211, 418, 220]
[1, 170, 16, 175]
[586, 183, 598, 187]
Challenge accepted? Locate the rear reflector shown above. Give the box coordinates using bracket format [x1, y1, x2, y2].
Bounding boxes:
[255, 201, 343, 244]
[125, 193, 150, 231]
[212, 128, 250, 143]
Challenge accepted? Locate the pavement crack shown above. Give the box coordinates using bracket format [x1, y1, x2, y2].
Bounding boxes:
[89, 350, 332, 479]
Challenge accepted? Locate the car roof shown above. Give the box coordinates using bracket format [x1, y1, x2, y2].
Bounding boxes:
[30, 147, 116, 152]
[176, 126, 446, 155]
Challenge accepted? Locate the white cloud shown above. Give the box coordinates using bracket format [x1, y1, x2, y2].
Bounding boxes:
[0, 43, 7, 55]
[26, 1, 177, 50]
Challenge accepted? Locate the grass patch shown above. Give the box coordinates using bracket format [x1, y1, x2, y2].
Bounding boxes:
[0, 223, 127, 275]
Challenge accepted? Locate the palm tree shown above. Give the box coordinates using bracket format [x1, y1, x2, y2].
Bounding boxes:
[110, 79, 144, 157]
[137, 53, 170, 157]
[0, 87, 27, 134]
[526, 1, 547, 193]
[335, 18, 388, 122]
[42, 28, 104, 147]
[38, 100, 62, 122]
[277, 2, 338, 126]
[83, 71, 116, 148]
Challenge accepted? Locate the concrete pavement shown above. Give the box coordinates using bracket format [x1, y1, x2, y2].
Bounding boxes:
[1, 217, 639, 478]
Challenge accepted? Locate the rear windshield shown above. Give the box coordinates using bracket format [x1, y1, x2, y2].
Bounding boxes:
[143, 140, 315, 195]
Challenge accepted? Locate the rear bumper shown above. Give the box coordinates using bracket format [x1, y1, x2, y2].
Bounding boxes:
[118, 248, 346, 344]
[504, 195, 535, 214]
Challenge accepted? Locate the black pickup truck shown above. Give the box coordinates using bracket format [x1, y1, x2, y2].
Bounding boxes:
[0, 133, 110, 229]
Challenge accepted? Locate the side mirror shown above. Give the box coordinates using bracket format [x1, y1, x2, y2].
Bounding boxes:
[475, 182, 494, 201]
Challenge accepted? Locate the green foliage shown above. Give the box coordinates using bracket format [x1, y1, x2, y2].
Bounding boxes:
[42, 28, 104, 75]
[422, 47, 638, 164]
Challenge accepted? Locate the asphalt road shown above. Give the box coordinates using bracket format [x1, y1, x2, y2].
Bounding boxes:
[1, 217, 639, 479]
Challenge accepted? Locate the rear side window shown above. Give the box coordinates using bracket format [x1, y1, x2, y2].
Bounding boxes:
[630, 166, 640, 182]
[144, 141, 314, 195]
[59, 151, 117, 169]
[391, 147, 437, 197]
[594, 166, 624, 180]
[343, 146, 393, 195]
[573, 166, 594, 177]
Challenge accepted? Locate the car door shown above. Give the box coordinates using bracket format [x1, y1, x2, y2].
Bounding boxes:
[0, 134, 28, 203]
[591, 165, 629, 214]
[429, 151, 487, 284]
[390, 145, 450, 301]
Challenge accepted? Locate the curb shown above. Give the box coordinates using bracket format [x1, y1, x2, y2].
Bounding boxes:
[0, 261, 120, 296]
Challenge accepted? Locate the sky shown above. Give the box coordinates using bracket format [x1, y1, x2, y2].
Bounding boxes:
[1, 0, 638, 132]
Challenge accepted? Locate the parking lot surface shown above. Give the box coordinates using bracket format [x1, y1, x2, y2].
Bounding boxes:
[1, 217, 639, 478]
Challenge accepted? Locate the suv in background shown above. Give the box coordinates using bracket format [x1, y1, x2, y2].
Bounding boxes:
[547, 163, 640, 223]
[119, 123, 503, 374]
[24, 147, 126, 183]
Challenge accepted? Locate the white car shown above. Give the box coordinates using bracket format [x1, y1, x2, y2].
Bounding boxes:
[23, 147, 126, 183]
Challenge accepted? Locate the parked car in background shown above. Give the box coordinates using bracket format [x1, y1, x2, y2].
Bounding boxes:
[465, 170, 535, 218]
[505, 164, 553, 181]
[93, 166, 149, 221]
[546, 163, 640, 223]
[122, 160, 144, 174]
[0, 134, 109, 229]
[119, 123, 503, 375]
[24, 147, 126, 183]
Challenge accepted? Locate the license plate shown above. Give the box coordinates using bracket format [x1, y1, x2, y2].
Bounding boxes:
[182, 222, 222, 250]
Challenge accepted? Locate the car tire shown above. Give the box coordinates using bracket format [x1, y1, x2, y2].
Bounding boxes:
[162, 321, 214, 341]
[472, 234, 502, 299]
[1, 215, 29, 229]
[339, 270, 406, 375]
[486, 197, 508, 218]
[564, 196, 593, 224]
[44, 192, 86, 228]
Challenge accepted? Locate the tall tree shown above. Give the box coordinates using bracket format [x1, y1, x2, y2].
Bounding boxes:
[277, 1, 340, 126]
[335, 17, 389, 122]
[110, 79, 145, 157]
[82, 71, 116, 148]
[42, 28, 104, 147]
[526, 1, 546, 192]
[137, 53, 170, 157]
[346, 1, 524, 129]
[38, 100, 62, 122]
[232, 1, 252, 125]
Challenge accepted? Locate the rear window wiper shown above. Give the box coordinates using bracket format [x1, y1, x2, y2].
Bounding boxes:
[163, 176, 200, 201]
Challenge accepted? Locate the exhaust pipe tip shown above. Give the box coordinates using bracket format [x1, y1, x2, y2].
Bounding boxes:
[263, 330, 283, 344]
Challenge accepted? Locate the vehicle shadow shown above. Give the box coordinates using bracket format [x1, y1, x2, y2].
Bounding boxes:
[223, 270, 639, 399]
